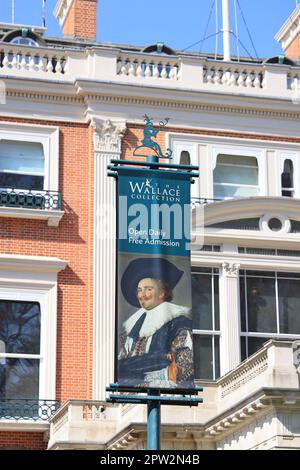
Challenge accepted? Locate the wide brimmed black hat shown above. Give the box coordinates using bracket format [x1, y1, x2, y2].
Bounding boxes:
[121, 257, 184, 307]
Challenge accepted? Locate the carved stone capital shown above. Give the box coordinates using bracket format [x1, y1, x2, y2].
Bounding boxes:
[92, 118, 126, 154]
[222, 262, 240, 277]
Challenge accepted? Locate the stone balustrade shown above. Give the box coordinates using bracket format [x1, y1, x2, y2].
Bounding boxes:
[203, 64, 264, 88]
[47, 341, 300, 449]
[0, 43, 68, 77]
[1, 42, 300, 100]
[117, 53, 180, 80]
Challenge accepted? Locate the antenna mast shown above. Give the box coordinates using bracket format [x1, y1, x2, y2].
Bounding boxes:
[42, 0, 46, 28]
[222, 0, 231, 61]
[12, 0, 15, 24]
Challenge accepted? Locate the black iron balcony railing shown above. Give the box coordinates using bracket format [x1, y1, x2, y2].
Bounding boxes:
[0, 399, 60, 421]
[0, 188, 62, 210]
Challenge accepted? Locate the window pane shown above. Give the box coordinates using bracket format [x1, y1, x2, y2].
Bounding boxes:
[240, 276, 246, 331]
[214, 336, 220, 379]
[0, 301, 41, 354]
[0, 141, 44, 174]
[278, 279, 300, 334]
[0, 358, 39, 399]
[214, 184, 259, 199]
[0, 173, 44, 190]
[248, 337, 269, 357]
[213, 154, 259, 200]
[241, 337, 247, 361]
[192, 273, 213, 330]
[214, 166, 258, 185]
[217, 155, 258, 166]
[179, 151, 190, 165]
[246, 276, 277, 333]
[214, 275, 220, 330]
[193, 335, 213, 380]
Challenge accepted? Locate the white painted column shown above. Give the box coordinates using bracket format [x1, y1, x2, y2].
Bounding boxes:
[92, 118, 126, 399]
[219, 262, 241, 375]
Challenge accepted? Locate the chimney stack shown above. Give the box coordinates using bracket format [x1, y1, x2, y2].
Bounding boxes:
[275, 4, 300, 60]
[54, 0, 98, 41]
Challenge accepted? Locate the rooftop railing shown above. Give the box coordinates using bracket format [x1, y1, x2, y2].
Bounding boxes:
[0, 42, 299, 100]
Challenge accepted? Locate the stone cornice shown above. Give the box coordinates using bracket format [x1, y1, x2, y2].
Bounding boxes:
[6, 90, 82, 105]
[275, 5, 300, 50]
[84, 93, 300, 121]
[2, 78, 300, 121]
[0, 254, 67, 273]
[92, 118, 126, 154]
[2, 85, 300, 125]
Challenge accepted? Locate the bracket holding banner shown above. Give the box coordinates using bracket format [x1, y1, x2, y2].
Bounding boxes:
[106, 384, 203, 450]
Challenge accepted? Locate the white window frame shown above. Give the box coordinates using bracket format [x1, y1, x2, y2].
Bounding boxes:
[192, 266, 220, 380]
[0, 288, 46, 398]
[169, 134, 268, 200]
[173, 141, 199, 200]
[0, 122, 59, 192]
[211, 145, 265, 200]
[192, 248, 300, 377]
[0, 255, 67, 406]
[240, 269, 300, 359]
[279, 151, 299, 198]
[0, 123, 63, 226]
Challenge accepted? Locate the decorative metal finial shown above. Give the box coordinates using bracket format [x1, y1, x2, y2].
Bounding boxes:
[133, 115, 172, 160]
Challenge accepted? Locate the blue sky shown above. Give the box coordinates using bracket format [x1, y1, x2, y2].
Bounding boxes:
[0, 0, 299, 59]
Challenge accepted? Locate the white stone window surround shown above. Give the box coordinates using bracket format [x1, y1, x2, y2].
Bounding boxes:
[0, 122, 63, 226]
[192, 249, 300, 377]
[240, 270, 300, 360]
[0, 122, 59, 192]
[279, 151, 299, 198]
[168, 132, 300, 200]
[0, 254, 67, 405]
[211, 146, 263, 199]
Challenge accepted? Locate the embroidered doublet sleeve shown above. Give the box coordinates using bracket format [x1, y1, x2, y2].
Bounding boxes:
[170, 328, 194, 383]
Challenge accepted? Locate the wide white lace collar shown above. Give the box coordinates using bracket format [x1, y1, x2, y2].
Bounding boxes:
[123, 302, 190, 338]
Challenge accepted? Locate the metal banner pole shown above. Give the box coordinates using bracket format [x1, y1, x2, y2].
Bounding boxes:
[147, 390, 160, 450]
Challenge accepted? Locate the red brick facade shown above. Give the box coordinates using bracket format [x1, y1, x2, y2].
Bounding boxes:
[62, 0, 98, 40]
[0, 117, 94, 403]
[285, 35, 300, 60]
[0, 431, 47, 450]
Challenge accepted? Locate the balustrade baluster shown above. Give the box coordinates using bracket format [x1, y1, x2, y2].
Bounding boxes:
[136, 61, 143, 77]
[55, 58, 62, 73]
[245, 73, 253, 88]
[144, 63, 151, 78]
[153, 62, 159, 78]
[253, 73, 261, 88]
[46, 58, 53, 72]
[128, 61, 135, 76]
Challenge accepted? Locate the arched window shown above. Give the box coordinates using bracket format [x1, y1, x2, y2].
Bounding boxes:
[179, 150, 191, 166]
[281, 159, 294, 197]
[10, 36, 38, 47]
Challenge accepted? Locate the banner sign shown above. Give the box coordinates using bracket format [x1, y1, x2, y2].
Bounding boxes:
[117, 167, 195, 389]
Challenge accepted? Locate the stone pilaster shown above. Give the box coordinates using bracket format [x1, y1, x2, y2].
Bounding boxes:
[92, 118, 126, 399]
[219, 262, 241, 376]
